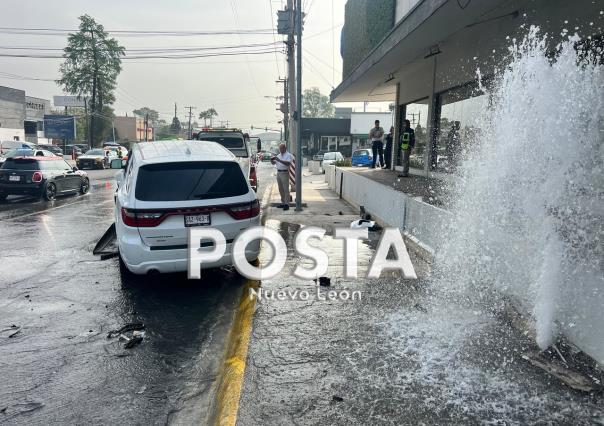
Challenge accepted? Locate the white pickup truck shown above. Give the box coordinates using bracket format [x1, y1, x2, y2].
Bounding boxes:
[195, 129, 258, 191]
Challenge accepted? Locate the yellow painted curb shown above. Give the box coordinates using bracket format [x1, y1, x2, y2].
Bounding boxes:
[212, 278, 259, 426]
[211, 181, 273, 425]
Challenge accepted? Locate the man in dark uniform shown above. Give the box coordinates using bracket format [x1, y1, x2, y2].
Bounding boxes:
[398, 119, 415, 177]
[383, 126, 394, 169]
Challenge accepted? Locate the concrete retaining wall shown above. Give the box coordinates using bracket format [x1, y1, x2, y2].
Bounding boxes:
[325, 165, 450, 255]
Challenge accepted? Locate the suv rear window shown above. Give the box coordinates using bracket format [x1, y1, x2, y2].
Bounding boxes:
[1, 159, 40, 170]
[135, 161, 249, 201]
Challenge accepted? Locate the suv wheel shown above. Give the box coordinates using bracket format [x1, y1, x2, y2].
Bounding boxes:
[43, 182, 57, 201]
[80, 177, 90, 194]
[0, 193, 7, 202]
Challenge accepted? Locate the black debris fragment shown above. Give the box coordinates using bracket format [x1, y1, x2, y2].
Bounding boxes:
[107, 322, 145, 338]
[319, 277, 331, 287]
[8, 327, 21, 338]
[332, 395, 344, 402]
[124, 335, 143, 349]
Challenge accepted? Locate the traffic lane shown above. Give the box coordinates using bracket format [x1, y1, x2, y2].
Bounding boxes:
[0, 170, 271, 424]
[0, 169, 118, 218]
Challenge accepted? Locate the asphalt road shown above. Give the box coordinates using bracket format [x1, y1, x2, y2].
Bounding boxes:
[0, 165, 274, 425]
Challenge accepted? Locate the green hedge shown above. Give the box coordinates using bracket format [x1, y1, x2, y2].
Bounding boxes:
[341, 0, 395, 78]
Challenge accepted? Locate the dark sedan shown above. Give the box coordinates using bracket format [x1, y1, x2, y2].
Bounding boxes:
[0, 156, 89, 201]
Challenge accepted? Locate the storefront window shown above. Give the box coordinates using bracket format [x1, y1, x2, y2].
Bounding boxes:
[434, 85, 489, 173]
[398, 98, 429, 169]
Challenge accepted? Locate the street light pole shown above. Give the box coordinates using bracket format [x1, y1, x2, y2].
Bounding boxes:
[295, 0, 303, 211]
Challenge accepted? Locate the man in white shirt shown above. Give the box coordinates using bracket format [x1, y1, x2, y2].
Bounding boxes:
[369, 119, 385, 168]
[271, 143, 293, 210]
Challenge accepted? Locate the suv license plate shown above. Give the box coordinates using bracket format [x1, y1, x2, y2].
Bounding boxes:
[9, 175, 20, 182]
[184, 213, 211, 227]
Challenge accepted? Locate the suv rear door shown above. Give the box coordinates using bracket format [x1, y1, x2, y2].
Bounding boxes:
[130, 161, 255, 249]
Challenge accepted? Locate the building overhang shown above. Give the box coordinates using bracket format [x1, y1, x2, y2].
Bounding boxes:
[331, 0, 519, 102]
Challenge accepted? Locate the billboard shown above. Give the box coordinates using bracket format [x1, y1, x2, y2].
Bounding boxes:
[44, 115, 76, 140]
[53, 96, 86, 108]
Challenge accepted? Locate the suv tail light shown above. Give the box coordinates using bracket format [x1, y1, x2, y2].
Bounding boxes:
[32, 171, 43, 183]
[121, 208, 164, 227]
[227, 200, 260, 220]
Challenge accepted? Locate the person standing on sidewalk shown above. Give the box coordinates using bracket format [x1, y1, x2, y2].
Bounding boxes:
[271, 143, 293, 211]
[398, 119, 416, 177]
[369, 120, 384, 168]
[383, 126, 394, 169]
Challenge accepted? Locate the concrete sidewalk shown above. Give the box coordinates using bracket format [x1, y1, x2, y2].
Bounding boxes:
[237, 169, 603, 425]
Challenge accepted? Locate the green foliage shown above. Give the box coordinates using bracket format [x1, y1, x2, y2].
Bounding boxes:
[133, 107, 159, 125]
[58, 15, 125, 146]
[341, 0, 395, 78]
[302, 87, 335, 118]
[335, 158, 352, 167]
[199, 108, 218, 126]
[169, 116, 182, 133]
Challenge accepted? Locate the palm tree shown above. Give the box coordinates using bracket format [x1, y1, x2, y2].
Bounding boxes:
[199, 108, 218, 127]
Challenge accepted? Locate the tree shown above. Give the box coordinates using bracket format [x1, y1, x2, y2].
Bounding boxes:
[199, 108, 218, 127]
[302, 87, 335, 118]
[58, 15, 125, 147]
[170, 116, 182, 134]
[133, 107, 159, 125]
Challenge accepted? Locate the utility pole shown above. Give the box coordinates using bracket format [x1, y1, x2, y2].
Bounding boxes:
[295, 0, 303, 211]
[144, 114, 149, 142]
[276, 78, 288, 141]
[287, 0, 296, 156]
[185, 106, 196, 139]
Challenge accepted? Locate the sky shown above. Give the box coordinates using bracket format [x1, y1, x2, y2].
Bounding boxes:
[0, 0, 372, 133]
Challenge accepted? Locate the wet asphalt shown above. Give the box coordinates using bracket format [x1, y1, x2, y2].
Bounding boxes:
[0, 166, 274, 425]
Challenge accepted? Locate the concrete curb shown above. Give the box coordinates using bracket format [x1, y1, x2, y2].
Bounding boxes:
[210, 279, 260, 426]
[209, 181, 274, 426]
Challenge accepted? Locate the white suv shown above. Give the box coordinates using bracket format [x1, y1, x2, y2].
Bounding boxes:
[113, 140, 261, 275]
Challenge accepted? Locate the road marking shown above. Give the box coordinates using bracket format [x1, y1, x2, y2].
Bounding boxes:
[211, 278, 260, 426]
[211, 180, 275, 425]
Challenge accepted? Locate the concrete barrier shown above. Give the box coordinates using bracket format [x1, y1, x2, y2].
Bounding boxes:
[308, 160, 323, 175]
[324, 165, 450, 254]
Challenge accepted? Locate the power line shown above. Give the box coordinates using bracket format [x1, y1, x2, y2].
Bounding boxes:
[0, 27, 276, 37]
[0, 48, 279, 60]
[0, 41, 281, 53]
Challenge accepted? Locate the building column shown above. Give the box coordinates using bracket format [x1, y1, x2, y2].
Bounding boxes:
[392, 82, 401, 170]
[424, 53, 439, 176]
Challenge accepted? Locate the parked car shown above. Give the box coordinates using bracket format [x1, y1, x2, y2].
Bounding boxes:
[64, 145, 83, 158]
[112, 140, 261, 275]
[0, 148, 56, 165]
[321, 152, 345, 170]
[0, 156, 89, 201]
[352, 149, 373, 167]
[196, 128, 257, 191]
[76, 149, 117, 169]
[0, 140, 36, 155]
[37, 144, 63, 156]
[73, 144, 90, 153]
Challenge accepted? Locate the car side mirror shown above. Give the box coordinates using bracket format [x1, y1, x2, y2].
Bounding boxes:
[72, 166, 78, 172]
[110, 158, 125, 169]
